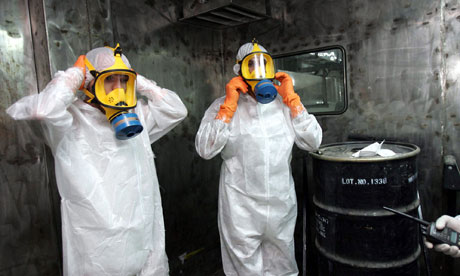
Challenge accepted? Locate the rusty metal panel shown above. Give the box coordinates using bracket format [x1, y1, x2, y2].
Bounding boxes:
[443, 5, 460, 272]
[0, 0, 61, 275]
[86, 0, 114, 48]
[29, 0, 51, 91]
[443, 0, 460, 176]
[334, 0, 444, 224]
[44, 0, 90, 75]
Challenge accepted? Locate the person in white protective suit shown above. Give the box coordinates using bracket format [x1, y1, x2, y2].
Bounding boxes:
[195, 40, 322, 275]
[6, 44, 187, 275]
[424, 215, 460, 258]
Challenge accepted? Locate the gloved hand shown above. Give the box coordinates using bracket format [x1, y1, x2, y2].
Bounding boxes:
[274, 72, 305, 117]
[136, 74, 155, 92]
[73, 55, 86, 90]
[216, 76, 248, 123]
[424, 215, 460, 258]
[136, 74, 167, 102]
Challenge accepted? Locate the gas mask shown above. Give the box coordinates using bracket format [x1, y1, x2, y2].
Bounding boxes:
[83, 44, 143, 140]
[239, 43, 277, 104]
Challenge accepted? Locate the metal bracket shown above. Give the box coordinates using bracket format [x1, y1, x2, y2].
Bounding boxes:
[443, 155, 460, 190]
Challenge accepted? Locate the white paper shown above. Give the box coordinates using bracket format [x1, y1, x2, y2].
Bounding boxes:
[352, 141, 396, 157]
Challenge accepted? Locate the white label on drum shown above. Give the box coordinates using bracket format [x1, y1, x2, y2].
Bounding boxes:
[341, 177, 388, 185]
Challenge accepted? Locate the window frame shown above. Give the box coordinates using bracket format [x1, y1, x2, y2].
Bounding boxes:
[272, 45, 348, 116]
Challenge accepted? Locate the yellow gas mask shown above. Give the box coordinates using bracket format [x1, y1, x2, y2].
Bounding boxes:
[83, 44, 143, 140]
[239, 43, 277, 104]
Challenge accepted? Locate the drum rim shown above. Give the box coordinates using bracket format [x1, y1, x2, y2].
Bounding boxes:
[309, 141, 420, 162]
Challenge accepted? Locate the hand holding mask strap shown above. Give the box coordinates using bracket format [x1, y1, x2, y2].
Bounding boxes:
[82, 57, 100, 104]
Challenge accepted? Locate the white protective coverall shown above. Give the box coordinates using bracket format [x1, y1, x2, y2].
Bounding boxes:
[195, 92, 322, 275]
[6, 48, 187, 275]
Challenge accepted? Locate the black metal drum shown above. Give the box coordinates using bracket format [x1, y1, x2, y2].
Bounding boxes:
[310, 141, 421, 276]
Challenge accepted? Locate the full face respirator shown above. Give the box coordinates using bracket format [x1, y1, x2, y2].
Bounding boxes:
[239, 43, 277, 104]
[83, 44, 143, 140]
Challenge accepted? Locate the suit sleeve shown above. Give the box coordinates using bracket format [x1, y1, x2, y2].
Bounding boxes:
[136, 74, 188, 143]
[6, 67, 83, 147]
[195, 97, 231, 160]
[291, 109, 322, 151]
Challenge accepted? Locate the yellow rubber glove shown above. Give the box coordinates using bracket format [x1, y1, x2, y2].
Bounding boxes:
[274, 72, 305, 117]
[216, 76, 248, 123]
[73, 55, 86, 90]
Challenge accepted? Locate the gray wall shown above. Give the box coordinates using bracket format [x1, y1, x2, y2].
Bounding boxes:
[1, 0, 460, 275]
